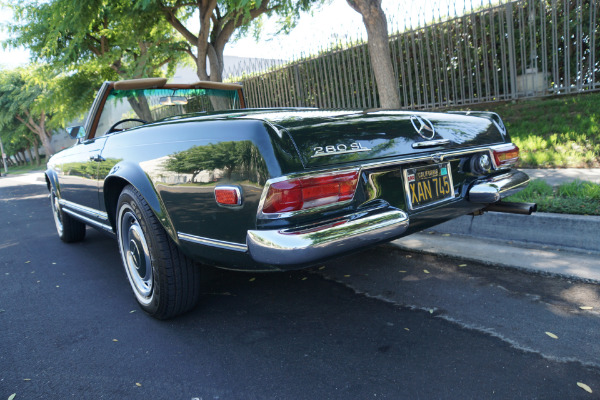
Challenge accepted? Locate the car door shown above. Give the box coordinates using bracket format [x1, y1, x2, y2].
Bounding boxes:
[54, 135, 109, 225]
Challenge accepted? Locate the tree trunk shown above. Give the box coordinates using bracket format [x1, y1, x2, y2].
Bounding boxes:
[25, 147, 34, 165]
[16, 151, 25, 165]
[37, 129, 55, 159]
[195, 52, 230, 110]
[346, 0, 400, 109]
[33, 144, 41, 166]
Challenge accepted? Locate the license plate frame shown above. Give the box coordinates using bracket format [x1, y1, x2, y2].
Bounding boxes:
[403, 163, 455, 210]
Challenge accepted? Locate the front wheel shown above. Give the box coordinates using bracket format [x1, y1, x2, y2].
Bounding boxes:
[116, 185, 201, 319]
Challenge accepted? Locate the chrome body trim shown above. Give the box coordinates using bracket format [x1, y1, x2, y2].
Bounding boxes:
[62, 208, 113, 232]
[468, 170, 530, 203]
[412, 139, 451, 148]
[311, 147, 372, 158]
[59, 199, 109, 221]
[247, 208, 409, 266]
[178, 232, 248, 252]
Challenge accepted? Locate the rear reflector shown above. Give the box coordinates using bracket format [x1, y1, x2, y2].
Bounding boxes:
[215, 186, 241, 206]
[262, 170, 360, 214]
[493, 144, 520, 168]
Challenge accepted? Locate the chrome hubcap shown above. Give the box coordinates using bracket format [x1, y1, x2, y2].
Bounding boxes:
[118, 209, 153, 304]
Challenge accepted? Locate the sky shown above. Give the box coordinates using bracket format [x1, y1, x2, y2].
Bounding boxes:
[0, 0, 487, 69]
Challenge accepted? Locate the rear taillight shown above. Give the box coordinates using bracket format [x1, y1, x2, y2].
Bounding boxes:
[493, 144, 519, 168]
[262, 170, 360, 214]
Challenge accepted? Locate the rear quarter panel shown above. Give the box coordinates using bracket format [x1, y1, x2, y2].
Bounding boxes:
[98, 118, 301, 248]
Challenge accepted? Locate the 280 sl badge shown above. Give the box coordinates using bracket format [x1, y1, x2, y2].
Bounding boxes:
[311, 142, 372, 158]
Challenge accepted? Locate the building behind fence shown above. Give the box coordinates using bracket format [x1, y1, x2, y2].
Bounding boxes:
[225, 0, 599, 110]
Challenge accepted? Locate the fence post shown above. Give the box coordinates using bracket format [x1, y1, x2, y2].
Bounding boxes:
[293, 65, 305, 107]
[506, 1, 518, 99]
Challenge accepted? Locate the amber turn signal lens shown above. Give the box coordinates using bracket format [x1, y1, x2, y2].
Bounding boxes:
[493, 144, 519, 167]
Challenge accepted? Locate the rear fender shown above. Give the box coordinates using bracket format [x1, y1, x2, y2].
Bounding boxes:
[103, 161, 177, 241]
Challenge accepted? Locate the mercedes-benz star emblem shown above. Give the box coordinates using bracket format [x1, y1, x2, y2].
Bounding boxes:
[410, 115, 436, 140]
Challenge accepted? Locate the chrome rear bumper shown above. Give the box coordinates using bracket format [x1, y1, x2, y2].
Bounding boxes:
[468, 170, 530, 203]
[247, 208, 409, 266]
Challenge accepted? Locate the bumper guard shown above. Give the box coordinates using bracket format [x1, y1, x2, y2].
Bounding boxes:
[468, 170, 530, 203]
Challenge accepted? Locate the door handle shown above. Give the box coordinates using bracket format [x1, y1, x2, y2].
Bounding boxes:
[89, 154, 105, 162]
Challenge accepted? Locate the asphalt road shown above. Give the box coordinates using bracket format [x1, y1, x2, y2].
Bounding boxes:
[1, 176, 600, 399]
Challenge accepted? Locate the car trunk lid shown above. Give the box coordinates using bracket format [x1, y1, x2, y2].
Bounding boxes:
[251, 109, 507, 168]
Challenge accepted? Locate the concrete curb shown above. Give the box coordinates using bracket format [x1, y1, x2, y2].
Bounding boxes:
[429, 211, 600, 253]
[392, 233, 600, 283]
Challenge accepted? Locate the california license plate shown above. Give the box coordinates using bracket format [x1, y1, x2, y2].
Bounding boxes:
[404, 163, 454, 209]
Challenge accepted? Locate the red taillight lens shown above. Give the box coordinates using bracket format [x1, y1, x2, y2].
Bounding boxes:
[215, 187, 240, 206]
[493, 144, 520, 168]
[262, 170, 360, 214]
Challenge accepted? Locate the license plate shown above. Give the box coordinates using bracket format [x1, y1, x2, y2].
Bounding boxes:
[404, 163, 454, 209]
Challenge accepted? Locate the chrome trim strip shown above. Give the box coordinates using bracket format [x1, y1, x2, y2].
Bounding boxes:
[311, 148, 372, 158]
[358, 144, 506, 169]
[411, 139, 451, 148]
[59, 199, 109, 221]
[178, 232, 248, 252]
[247, 208, 409, 266]
[468, 170, 530, 203]
[62, 208, 113, 232]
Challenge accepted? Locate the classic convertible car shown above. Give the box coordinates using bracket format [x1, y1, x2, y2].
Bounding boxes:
[46, 78, 535, 319]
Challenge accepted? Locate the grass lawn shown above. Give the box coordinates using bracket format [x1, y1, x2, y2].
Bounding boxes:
[456, 91, 600, 168]
[505, 179, 600, 216]
[3, 163, 45, 175]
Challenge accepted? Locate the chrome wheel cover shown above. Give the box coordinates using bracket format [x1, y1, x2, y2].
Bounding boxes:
[51, 194, 64, 236]
[118, 206, 153, 305]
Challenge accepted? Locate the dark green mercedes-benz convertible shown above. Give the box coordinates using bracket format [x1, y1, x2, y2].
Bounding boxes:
[46, 78, 535, 319]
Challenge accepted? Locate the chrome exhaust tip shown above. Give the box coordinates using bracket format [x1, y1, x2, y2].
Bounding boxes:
[483, 201, 537, 215]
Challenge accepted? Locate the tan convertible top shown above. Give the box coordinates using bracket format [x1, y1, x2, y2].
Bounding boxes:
[113, 78, 242, 91]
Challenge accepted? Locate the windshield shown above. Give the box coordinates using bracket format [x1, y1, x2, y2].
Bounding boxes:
[95, 87, 241, 137]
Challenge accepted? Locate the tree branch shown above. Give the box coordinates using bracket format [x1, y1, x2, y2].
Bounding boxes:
[160, 1, 199, 45]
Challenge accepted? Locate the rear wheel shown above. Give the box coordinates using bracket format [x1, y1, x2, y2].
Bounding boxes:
[50, 192, 86, 243]
[116, 185, 201, 319]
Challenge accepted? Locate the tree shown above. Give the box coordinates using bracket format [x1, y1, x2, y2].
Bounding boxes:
[135, 0, 323, 83]
[0, 66, 96, 160]
[346, 0, 400, 109]
[0, 68, 56, 158]
[6, 0, 187, 80]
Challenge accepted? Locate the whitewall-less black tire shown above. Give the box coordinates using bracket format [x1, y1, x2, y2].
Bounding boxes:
[116, 185, 201, 319]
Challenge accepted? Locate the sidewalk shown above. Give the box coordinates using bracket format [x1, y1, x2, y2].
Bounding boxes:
[519, 168, 600, 185]
[394, 168, 600, 283]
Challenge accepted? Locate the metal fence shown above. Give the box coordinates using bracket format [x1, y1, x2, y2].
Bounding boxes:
[225, 0, 599, 110]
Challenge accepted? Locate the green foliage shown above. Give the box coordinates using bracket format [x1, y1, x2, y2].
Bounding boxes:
[0, 67, 43, 156]
[505, 179, 600, 215]
[0, 65, 98, 158]
[6, 0, 187, 80]
[164, 141, 269, 184]
[463, 92, 600, 168]
[133, 0, 324, 81]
